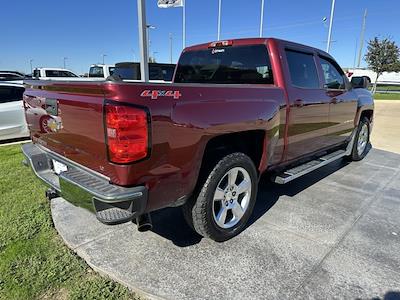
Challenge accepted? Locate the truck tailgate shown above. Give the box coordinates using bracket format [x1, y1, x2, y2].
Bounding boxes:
[24, 81, 114, 181]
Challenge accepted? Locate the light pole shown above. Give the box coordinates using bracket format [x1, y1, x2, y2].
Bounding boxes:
[326, 0, 336, 53]
[259, 0, 265, 37]
[169, 33, 173, 64]
[146, 24, 156, 62]
[217, 0, 222, 40]
[357, 9, 368, 68]
[29, 59, 34, 74]
[182, 0, 186, 49]
[102, 54, 107, 64]
[132, 49, 136, 62]
[152, 51, 158, 62]
[63, 57, 68, 69]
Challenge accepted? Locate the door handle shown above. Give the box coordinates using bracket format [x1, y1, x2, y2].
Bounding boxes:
[294, 99, 304, 107]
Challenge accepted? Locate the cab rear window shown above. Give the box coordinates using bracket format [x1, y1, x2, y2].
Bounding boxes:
[174, 45, 274, 84]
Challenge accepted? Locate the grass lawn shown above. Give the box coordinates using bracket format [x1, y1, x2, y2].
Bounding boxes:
[375, 84, 400, 91]
[0, 145, 138, 300]
[373, 93, 400, 100]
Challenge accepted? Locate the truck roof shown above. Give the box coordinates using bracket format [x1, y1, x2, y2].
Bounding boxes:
[34, 67, 73, 71]
[183, 37, 331, 58]
[90, 64, 115, 68]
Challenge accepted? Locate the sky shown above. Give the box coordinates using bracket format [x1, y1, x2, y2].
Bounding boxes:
[1, 0, 399, 75]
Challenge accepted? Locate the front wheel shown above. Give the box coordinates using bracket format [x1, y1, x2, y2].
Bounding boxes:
[348, 117, 371, 161]
[183, 152, 258, 242]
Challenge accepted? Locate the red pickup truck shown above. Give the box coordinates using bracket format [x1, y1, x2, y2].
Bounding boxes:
[22, 38, 373, 241]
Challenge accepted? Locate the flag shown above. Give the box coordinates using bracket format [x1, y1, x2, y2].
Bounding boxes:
[157, 0, 183, 8]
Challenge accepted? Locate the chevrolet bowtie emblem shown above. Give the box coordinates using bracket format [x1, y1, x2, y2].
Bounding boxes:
[47, 119, 59, 132]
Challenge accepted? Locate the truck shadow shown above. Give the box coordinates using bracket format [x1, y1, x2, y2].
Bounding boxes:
[150, 156, 352, 247]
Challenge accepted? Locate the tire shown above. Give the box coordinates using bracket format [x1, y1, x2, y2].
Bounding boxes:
[349, 117, 370, 161]
[183, 152, 258, 242]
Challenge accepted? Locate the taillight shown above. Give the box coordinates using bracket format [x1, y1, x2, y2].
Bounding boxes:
[105, 102, 149, 164]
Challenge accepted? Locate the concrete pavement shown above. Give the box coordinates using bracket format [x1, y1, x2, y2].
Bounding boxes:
[371, 100, 400, 154]
[51, 147, 400, 300]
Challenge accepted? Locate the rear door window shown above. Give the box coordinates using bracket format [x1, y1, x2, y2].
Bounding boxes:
[174, 44, 274, 84]
[285, 50, 320, 89]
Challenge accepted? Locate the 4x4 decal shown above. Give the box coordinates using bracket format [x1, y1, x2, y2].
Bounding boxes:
[140, 90, 182, 100]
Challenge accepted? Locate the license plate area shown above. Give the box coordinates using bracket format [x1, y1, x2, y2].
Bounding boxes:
[52, 159, 68, 175]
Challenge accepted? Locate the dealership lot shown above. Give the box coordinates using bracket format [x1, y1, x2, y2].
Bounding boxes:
[2, 100, 398, 299]
[51, 144, 400, 299]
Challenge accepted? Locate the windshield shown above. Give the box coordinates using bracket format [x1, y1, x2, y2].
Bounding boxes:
[113, 64, 174, 81]
[160, 66, 175, 81]
[174, 44, 274, 84]
[114, 66, 140, 80]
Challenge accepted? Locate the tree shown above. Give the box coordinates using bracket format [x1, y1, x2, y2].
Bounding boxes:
[365, 37, 400, 93]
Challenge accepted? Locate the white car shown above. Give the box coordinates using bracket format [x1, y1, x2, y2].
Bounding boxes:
[0, 82, 30, 141]
[33, 68, 81, 80]
[88, 64, 115, 79]
[347, 68, 400, 85]
[0, 71, 26, 85]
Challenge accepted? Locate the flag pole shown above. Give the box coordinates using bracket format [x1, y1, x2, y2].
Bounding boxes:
[326, 0, 336, 53]
[259, 0, 265, 37]
[182, 0, 186, 49]
[217, 0, 222, 40]
[137, 0, 149, 82]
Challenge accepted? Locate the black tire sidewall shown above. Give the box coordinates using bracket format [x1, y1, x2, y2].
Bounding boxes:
[352, 117, 370, 161]
[201, 153, 258, 241]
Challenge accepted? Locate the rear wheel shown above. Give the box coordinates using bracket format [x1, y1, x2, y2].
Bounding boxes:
[349, 117, 370, 161]
[183, 152, 258, 242]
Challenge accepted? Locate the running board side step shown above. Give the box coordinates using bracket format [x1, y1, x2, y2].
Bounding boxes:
[273, 149, 347, 184]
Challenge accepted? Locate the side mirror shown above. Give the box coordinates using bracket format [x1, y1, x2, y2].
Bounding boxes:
[351, 76, 369, 89]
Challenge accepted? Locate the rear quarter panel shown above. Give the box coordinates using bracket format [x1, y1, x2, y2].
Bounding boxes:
[104, 82, 285, 211]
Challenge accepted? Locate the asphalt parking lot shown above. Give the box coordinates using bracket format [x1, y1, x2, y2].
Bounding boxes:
[52, 146, 400, 300]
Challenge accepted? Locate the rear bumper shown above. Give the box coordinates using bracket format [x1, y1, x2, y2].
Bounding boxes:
[22, 142, 148, 225]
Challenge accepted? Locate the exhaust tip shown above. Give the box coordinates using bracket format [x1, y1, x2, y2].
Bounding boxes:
[136, 213, 153, 232]
[45, 188, 59, 201]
